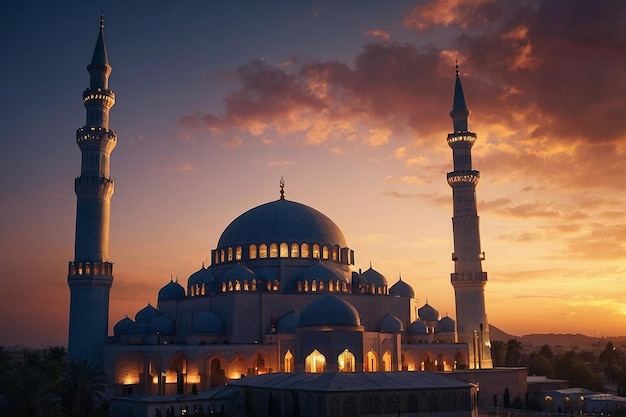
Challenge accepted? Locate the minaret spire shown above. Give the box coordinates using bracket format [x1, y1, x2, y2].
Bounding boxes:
[67, 17, 117, 365]
[446, 63, 493, 369]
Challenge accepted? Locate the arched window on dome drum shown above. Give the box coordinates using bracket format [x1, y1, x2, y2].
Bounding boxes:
[270, 243, 278, 258]
[235, 246, 242, 261]
[273, 280, 279, 291]
[284, 350, 294, 373]
[215, 251, 219, 264]
[228, 281, 234, 292]
[235, 280, 241, 291]
[304, 280, 309, 292]
[322, 245, 329, 259]
[280, 242, 288, 257]
[319, 281, 325, 291]
[383, 350, 392, 372]
[251, 279, 257, 291]
[220, 249, 225, 263]
[227, 247, 233, 262]
[305, 349, 326, 373]
[201, 283, 206, 295]
[291, 243, 299, 258]
[249, 244, 257, 259]
[297, 282, 303, 292]
[312, 244, 320, 258]
[243, 280, 249, 291]
[221, 282, 226, 292]
[259, 244, 267, 258]
[301, 243, 309, 257]
[338, 349, 355, 372]
[328, 280, 334, 292]
[332, 247, 338, 261]
[312, 280, 317, 292]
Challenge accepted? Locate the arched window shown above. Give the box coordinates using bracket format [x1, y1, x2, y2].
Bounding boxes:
[366, 350, 378, 372]
[220, 249, 225, 263]
[312, 244, 320, 258]
[328, 280, 334, 292]
[284, 350, 294, 373]
[235, 246, 242, 261]
[332, 247, 338, 261]
[279, 242, 288, 257]
[249, 244, 257, 259]
[273, 280, 279, 291]
[291, 243, 299, 258]
[259, 244, 268, 258]
[227, 247, 233, 262]
[270, 243, 278, 258]
[201, 283, 206, 296]
[243, 280, 249, 291]
[304, 280, 309, 292]
[301, 243, 310, 257]
[221, 282, 226, 292]
[305, 349, 326, 373]
[338, 349, 355, 372]
[322, 245, 329, 259]
[228, 281, 233, 292]
[383, 351, 392, 372]
[312, 280, 317, 292]
[251, 279, 257, 291]
[319, 281, 325, 291]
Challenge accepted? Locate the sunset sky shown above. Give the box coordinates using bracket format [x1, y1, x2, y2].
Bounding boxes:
[1, 0, 625, 348]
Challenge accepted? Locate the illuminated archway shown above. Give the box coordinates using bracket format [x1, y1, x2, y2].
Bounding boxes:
[284, 350, 294, 373]
[338, 349, 355, 372]
[365, 350, 378, 372]
[382, 350, 392, 372]
[305, 349, 326, 373]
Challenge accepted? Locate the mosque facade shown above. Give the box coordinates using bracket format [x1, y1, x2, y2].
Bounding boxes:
[68, 18, 496, 408]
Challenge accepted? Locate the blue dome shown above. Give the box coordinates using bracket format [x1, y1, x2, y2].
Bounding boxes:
[217, 199, 347, 249]
[275, 312, 299, 333]
[192, 311, 224, 334]
[436, 316, 456, 333]
[379, 314, 404, 333]
[362, 266, 387, 287]
[135, 303, 160, 323]
[299, 294, 361, 328]
[150, 315, 174, 334]
[158, 280, 185, 302]
[188, 265, 215, 287]
[113, 316, 135, 336]
[223, 263, 256, 283]
[418, 303, 440, 322]
[303, 262, 346, 283]
[389, 278, 414, 298]
[408, 320, 428, 334]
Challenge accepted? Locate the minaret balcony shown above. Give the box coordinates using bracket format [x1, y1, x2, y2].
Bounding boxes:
[447, 132, 477, 147]
[69, 261, 113, 277]
[450, 271, 487, 284]
[447, 170, 480, 185]
[76, 127, 117, 150]
[82, 89, 115, 107]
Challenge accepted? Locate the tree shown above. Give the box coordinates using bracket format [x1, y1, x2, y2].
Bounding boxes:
[62, 360, 108, 417]
[504, 339, 523, 367]
[599, 341, 622, 382]
[554, 351, 604, 392]
[527, 352, 554, 378]
[1, 360, 64, 417]
[490, 340, 506, 367]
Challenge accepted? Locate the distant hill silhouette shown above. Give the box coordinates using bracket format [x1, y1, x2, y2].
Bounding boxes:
[489, 325, 626, 349]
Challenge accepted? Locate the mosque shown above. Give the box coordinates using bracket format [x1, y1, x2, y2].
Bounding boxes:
[67, 17, 508, 416]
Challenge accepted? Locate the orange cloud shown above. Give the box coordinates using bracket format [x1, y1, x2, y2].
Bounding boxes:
[365, 29, 391, 42]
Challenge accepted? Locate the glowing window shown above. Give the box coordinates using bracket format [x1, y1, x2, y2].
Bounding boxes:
[251, 279, 257, 291]
[291, 243, 299, 257]
[322, 245, 329, 259]
[249, 244, 257, 259]
[235, 246, 242, 261]
[227, 247, 233, 262]
[273, 280, 279, 291]
[259, 244, 268, 258]
[301, 243, 310, 257]
[284, 350, 294, 373]
[312, 244, 320, 258]
[235, 280, 241, 291]
[332, 247, 338, 261]
[338, 349, 355, 372]
[270, 243, 278, 258]
[366, 350, 378, 372]
[220, 249, 225, 263]
[383, 351, 392, 372]
[328, 281, 334, 292]
[319, 281, 325, 291]
[243, 280, 249, 291]
[312, 280, 317, 292]
[280, 242, 288, 257]
[305, 349, 326, 373]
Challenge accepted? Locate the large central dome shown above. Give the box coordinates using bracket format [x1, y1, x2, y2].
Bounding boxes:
[217, 199, 347, 249]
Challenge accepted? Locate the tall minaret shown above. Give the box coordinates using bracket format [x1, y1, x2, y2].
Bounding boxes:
[446, 63, 493, 369]
[67, 15, 116, 365]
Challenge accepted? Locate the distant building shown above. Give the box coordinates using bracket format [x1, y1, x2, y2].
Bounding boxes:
[68, 16, 506, 417]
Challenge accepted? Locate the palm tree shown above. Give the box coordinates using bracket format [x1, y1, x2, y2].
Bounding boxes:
[63, 360, 108, 417]
[2, 361, 64, 417]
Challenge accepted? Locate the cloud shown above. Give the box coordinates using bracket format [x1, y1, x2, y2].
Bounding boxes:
[403, 0, 501, 32]
[365, 29, 391, 42]
[165, 163, 194, 173]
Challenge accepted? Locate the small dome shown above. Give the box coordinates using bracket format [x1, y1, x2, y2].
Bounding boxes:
[222, 263, 256, 283]
[299, 294, 361, 328]
[418, 303, 440, 322]
[275, 312, 299, 333]
[437, 316, 456, 333]
[408, 320, 428, 334]
[135, 303, 160, 323]
[192, 311, 224, 334]
[303, 262, 345, 282]
[113, 316, 135, 336]
[158, 280, 185, 302]
[362, 266, 387, 287]
[389, 278, 414, 298]
[379, 314, 404, 333]
[150, 315, 174, 334]
[188, 265, 215, 288]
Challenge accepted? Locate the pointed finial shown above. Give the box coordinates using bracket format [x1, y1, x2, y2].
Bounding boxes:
[279, 175, 285, 200]
[455, 55, 459, 77]
[399, 273, 402, 281]
[369, 260, 372, 268]
[201, 261, 205, 269]
[99, 11, 105, 31]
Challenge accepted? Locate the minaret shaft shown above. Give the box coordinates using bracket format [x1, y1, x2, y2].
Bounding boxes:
[67, 16, 116, 365]
[447, 69, 493, 369]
